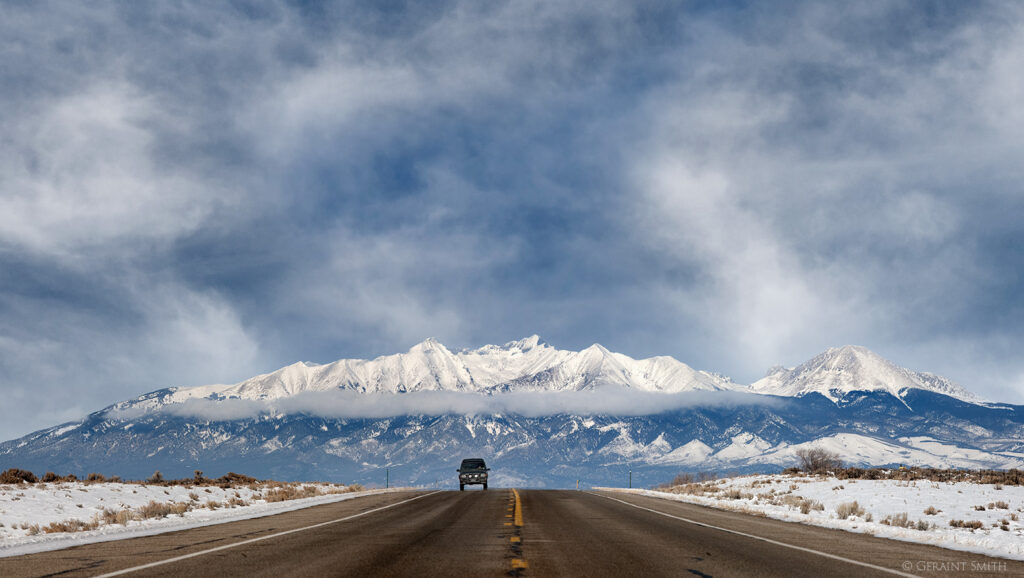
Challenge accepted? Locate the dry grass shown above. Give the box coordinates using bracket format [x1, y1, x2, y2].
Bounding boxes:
[137, 500, 175, 519]
[881, 512, 912, 528]
[835, 501, 866, 520]
[800, 499, 823, 514]
[949, 519, 985, 530]
[5, 469, 367, 536]
[43, 518, 99, 533]
[263, 484, 322, 503]
[836, 467, 1024, 486]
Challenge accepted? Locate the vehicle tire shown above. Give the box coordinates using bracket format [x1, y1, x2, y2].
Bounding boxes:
[460, 483, 465, 491]
[483, 483, 488, 490]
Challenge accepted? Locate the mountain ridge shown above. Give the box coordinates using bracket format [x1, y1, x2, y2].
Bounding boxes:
[159, 336, 742, 407]
[153, 338, 982, 409]
[2, 338, 1017, 488]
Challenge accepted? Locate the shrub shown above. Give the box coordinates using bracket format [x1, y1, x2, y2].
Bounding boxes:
[138, 500, 174, 519]
[882, 512, 911, 528]
[794, 448, 842, 474]
[974, 505, 987, 511]
[835, 501, 866, 519]
[217, 472, 257, 486]
[949, 519, 984, 530]
[799, 499, 823, 514]
[990, 501, 1009, 510]
[263, 484, 322, 502]
[43, 518, 98, 533]
[0, 468, 38, 484]
[148, 471, 164, 484]
[669, 473, 694, 486]
[86, 473, 106, 483]
[227, 496, 249, 508]
[101, 508, 122, 525]
[923, 506, 939, 515]
[41, 472, 59, 483]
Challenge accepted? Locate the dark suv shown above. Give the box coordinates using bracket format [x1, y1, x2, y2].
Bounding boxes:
[457, 458, 489, 490]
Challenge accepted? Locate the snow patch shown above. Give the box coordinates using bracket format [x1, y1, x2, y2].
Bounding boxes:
[607, 474, 1024, 561]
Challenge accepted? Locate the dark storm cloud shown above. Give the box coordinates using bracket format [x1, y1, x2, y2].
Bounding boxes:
[2, 1, 1023, 441]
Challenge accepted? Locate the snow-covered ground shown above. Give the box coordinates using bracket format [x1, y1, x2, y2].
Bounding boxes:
[0, 481, 403, 558]
[604, 474, 1024, 560]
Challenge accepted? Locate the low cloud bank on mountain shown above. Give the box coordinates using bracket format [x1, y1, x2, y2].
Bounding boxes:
[107, 389, 782, 422]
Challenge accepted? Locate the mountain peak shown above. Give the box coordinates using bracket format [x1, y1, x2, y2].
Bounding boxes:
[580, 343, 612, 356]
[826, 344, 872, 356]
[503, 335, 546, 352]
[751, 345, 981, 404]
[408, 337, 450, 353]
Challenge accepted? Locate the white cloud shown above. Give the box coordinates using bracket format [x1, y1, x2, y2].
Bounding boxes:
[0, 81, 235, 260]
[108, 388, 782, 422]
[632, 154, 866, 375]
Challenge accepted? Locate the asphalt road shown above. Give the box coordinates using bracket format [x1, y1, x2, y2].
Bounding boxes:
[2, 489, 1022, 577]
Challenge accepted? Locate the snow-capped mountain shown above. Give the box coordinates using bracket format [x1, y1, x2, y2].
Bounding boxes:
[144, 336, 736, 411]
[749, 345, 981, 404]
[2, 339, 1020, 488]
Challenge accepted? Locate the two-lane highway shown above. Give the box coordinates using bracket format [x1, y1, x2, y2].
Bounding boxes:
[2, 489, 1022, 577]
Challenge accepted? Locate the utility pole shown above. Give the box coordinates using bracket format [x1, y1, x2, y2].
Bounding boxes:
[629, 469, 632, 489]
[386, 468, 389, 489]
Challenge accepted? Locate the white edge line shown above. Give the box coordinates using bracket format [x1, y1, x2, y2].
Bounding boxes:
[588, 491, 920, 578]
[95, 490, 443, 577]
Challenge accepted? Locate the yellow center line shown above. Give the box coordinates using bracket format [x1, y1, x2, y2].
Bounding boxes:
[512, 488, 524, 527]
[510, 488, 527, 574]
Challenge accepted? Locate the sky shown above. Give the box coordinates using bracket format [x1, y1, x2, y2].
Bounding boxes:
[2, 0, 1023, 442]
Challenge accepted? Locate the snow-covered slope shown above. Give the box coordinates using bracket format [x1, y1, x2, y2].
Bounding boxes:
[625, 475, 1024, 561]
[749, 345, 981, 404]
[149, 336, 736, 408]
